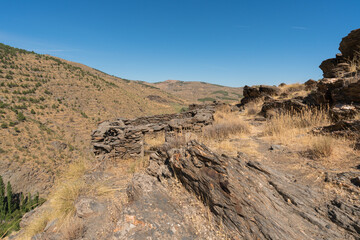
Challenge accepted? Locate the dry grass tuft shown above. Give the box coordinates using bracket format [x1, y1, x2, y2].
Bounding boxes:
[20, 213, 50, 239]
[280, 83, 305, 93]
[244, 101, 263, 116]
[308, 136, 334, 158]
[144, 131, 165, 150]
[50, 181, 85, 219]
[203, 111, 250, 141]
[278, 83, 310, 99]
[61, 217, 85, 240]
[20, 160, 89, 238]
[263, 107, 330, 141]
[202, 122, 249, 140]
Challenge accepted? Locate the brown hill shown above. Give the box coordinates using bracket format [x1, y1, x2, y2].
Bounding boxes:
[148, 79, 243, 104]
[0, 43, 185, 195]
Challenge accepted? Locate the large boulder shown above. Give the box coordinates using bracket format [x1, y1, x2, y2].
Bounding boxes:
[319, 29, 360, 78]
[339, 28, 360, 59]
[260, 99, 306, 118]
[240, 85, 280, 106]
[304, 79, 317, 90]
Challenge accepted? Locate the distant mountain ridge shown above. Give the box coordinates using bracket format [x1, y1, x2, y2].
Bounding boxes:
[147, 79, 243, 104]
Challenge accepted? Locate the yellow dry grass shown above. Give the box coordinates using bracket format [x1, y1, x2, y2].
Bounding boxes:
[262, 107, 359, 163]
[277, 83, 310, 99]
[243, 100, 263, 116]
[279, 83, 305, 93]
[19, 160, 89, 238]
[203, 111, 250, 140]
[198, 110, 258, 157]
[60, 217, 84, 240]
[263, 107, 330, 142]
[19, 213, 50, 240]
[144, 131, 166, 150]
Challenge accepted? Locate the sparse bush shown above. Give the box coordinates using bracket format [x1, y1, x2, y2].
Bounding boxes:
[1, 123, 8, 129]
[61, 217, 85, 240]
[17, 112, 26, 122]
[80, 112, 88, 118]
[263, 107, 330, 139]
[308, 136, 333, 158]
[198, 97, 216, 102]
[202, 121, 249, 140]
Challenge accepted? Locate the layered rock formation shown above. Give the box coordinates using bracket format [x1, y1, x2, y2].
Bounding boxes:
[240, 29, 360, 121]
[91, 104, 216, 159]
[240, 85, 280, 105]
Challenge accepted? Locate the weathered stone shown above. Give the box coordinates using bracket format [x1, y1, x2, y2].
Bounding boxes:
[91, 104, 216, 159]
[51, 141, 67, 150]
[259, 85, 280, 96]
[143, 140, 358, 239]
[240, 85, 280, 106]
[260, 99, 306, 118]
[75, 198, 104, 218]
[304, 79, 317, 90]
[329, 104, 357, 121]
[339, 28, 360, 59]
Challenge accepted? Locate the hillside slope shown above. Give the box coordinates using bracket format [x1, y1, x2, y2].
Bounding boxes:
[0, 43, 185, 195]
[148, 80, 243, 104]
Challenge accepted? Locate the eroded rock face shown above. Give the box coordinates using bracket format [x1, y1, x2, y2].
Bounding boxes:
[339, 28, 360, 60]
[130, 141, 360, 239]
[320, 29, 360, 79]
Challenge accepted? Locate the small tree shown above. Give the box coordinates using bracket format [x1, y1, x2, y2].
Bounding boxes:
[7, 181, 12, 214]
[20, 192, 24, 211]
[0, 176, 5, 218]
[17, 112, 26, 122]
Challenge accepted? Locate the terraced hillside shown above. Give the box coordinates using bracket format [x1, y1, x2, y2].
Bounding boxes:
[0, 43, 185, 195]
[149, 79, 243, 104]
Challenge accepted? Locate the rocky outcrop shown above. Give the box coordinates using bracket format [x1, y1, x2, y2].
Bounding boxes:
[313, 120, 360, 139]
[91, 104, 215, 159]
[339, 28, 360, 60]
[319, 54, 352, 78]
[260, 99, 306, 117]
[304, 79, 317, 90]
[240, 85, 280, 105]
[123, 141, 359, 239]
[320, 29, 360, 79]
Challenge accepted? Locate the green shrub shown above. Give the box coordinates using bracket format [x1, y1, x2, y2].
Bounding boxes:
[17, 112, 25, 122]
[0, 176, 45, 237]
[1, 123, 7, 129]
[80, 112, 88, 118]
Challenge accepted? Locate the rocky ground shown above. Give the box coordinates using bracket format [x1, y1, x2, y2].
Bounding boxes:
[13, 102, 359, 239]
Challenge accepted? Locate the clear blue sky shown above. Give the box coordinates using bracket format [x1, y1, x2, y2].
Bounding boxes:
[0, 0, 359, 87]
